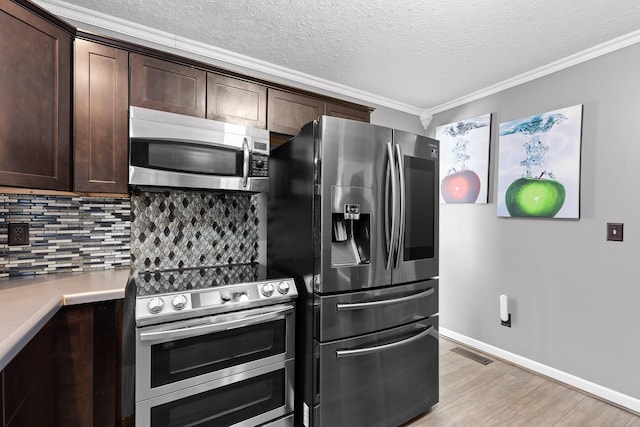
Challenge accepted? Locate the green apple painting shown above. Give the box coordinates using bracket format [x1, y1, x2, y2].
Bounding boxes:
[497, 105, 583, 219]
[436, 114, 491, 204]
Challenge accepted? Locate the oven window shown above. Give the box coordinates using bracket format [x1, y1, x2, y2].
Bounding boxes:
[130, 138, 243, 176]
[403, 156, 435, 261]
[151, 319, 286, 387]
[150, 369, 285, 427]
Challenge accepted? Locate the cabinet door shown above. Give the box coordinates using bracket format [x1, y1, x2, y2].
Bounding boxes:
[0, 1, 71, 190]
[326, 102, 371, 123]
[74, 40, 129, 193]
[267, 88, 324, 136]
[207, 74, 267, 129]
[3, 313, 56, 427]
[130, 53, 206, 117]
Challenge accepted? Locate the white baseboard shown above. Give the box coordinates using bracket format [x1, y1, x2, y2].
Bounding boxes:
[440, 327, 640, 415]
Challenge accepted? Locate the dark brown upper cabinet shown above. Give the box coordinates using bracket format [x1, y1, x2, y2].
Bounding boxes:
[207, 74, 267, 129]
[267, 88, 325, 136]
[130, 53, 206, 118]
[74, 40, 129, 194]
[0, 0, 72, 190]
[326, 102, 371, 123]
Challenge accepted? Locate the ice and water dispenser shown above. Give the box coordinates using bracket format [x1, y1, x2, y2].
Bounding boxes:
[331, 186, 371, 267]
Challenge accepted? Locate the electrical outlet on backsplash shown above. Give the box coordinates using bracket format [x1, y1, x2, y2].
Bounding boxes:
[130, 189, 261, 272]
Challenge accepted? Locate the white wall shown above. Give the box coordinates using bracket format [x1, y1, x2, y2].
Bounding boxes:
[428, 42, 640, 407]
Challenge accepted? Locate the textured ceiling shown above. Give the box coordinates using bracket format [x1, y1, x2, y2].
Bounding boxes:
[42, 0, 640, 113]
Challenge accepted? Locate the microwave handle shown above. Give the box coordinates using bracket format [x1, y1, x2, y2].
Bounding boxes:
[242, 138, 250, 188]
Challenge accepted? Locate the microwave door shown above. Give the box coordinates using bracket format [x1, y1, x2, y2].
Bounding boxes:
[392, 130, 439, 284]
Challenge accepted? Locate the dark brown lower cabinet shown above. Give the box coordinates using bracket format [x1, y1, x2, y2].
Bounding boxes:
[1, 300, 122, 427]
[2, 315, 56, 427]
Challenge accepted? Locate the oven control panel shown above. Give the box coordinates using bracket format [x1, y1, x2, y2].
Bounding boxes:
[136, 277, 297, 324]
[258, 279, 295, 299]
[137, 293, 193, 319]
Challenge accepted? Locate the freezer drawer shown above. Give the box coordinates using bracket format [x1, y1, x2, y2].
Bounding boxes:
[316, 279, 438, 342]
[313, 317, 438, 427]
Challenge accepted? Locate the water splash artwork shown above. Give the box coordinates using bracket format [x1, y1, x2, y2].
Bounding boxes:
[497, 105, 583, 219]
[436, 114, 491, 204]
[500, 113, 567, 136]
[444, 117, 489, 172]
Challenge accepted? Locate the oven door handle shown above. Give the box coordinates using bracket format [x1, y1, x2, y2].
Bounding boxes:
[139, 304, 294, 343]
[335, 325, 434, 358]
[335, 287, 434, 311]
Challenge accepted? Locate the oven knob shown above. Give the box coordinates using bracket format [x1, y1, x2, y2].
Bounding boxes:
[147, 297, 165, 314]
[171, 294, 188, 310]
[261, 283, 274, 297]
[221, 291, 232, 302]
[277, 281, 290, 295]
[256, 160, 265, 169]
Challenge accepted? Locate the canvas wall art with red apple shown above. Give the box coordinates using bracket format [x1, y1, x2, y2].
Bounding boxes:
[436, 113, 491, 204]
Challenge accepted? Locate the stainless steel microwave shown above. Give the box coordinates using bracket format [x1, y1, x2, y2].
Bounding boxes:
[129, 107, 270, 192]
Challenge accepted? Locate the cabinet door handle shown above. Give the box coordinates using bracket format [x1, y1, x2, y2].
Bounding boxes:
[335, 287, 434, 311]
[336, 326, 434, 358]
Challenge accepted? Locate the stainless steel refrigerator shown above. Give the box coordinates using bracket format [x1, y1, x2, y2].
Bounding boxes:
[268, 116, 439, 427]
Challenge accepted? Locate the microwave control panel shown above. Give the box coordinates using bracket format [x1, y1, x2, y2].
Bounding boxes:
[250, 154, 269, 177]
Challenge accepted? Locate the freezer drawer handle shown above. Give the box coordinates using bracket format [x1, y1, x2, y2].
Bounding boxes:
[335, 287, 434, 311]
[139, 304, 294, 343]
[335, 325, 434, 358]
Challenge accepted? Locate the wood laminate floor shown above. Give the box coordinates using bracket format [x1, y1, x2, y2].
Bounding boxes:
[405, 337, 640, 427]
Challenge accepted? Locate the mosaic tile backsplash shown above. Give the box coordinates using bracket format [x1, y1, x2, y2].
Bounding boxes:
[130, 189, 259, 274]
[133, 263, 263, 296]
[0, 194, 131, 278]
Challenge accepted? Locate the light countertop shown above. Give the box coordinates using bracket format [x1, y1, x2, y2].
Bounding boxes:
[0, 267, 130, 371]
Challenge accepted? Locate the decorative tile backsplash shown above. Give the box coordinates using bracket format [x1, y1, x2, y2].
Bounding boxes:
[0, 188, 260, 288]
[134, 263, 263, 296]
[130, 189, 259, 274]
[0, 193, 131, 278]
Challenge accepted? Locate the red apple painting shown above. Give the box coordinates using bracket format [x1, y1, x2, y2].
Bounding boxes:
[497, 105, 583, 219]
[436, 114, 491, 204]
[441, 169, 481, 203]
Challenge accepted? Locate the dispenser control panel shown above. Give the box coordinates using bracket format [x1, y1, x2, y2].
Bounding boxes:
[344, 204, 360, 220]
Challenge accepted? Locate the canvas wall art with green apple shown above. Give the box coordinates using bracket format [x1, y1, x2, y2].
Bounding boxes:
[497, 104, 583, 219]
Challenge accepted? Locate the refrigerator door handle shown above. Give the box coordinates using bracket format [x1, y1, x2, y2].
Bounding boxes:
[385, 142, 398, 270]
[335, 326, 434, 358]
[335, 287, 435, 311]
[395, 144, 406, 269]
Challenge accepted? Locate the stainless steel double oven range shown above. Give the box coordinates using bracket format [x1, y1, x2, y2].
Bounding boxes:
[128, 263, 297, 427]
[268, 116, 440, 427]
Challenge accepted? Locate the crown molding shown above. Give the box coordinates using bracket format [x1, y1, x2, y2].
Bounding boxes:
[32, 0, 640, 119]
[427, 29, 640, 115]
[32, 0, 424, 116]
